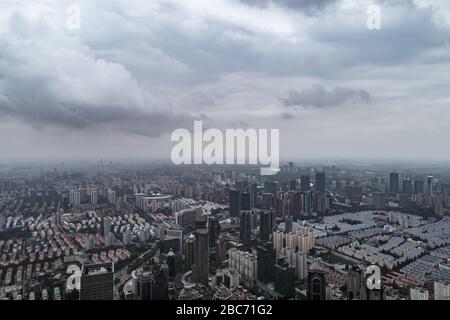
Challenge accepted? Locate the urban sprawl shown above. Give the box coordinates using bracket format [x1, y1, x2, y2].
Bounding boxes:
[1, 161, 450, 300]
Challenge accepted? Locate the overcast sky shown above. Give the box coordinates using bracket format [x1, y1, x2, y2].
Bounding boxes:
[1, 0, 450, 162]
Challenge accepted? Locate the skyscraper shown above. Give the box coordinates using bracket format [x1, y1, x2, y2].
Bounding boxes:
[207, 216, 219, 247]
[167, 249, 176, 278]
[285, 215, 293, 233]
[184, 235, 195, 271]
[240, 210, 252, 246]
[193, 229, 209, 285]
[274, 261, 295, 299]
[302, 192, 312, 216]
[402, 179, 413, 194]
[259, 211, 272, 241]
[289, 179, 297, 191]
[257, 243, 276, 284]
[215, 235, 228, 268]
[307, 261, 326, 300]
[264, 181, 278, 197]
[241, 192, 251, 210]
[389, 172, 400, 194]
[80, 262, 114, 300]
[261, 193, 274, 210]
[229, 189, 241, 217]
[289, 192, 302, 220]
[300, 176, 311, 192]
[427, 175, 434, 195]
[132, 267, 162, 300]
[250, 183, 258, 209]
[285, 248, 307, 280]
[372, 192, 386, 209]
[414, 180, 424, 194]
[347, 266, 362, 300]
[315, 172, 326, 192]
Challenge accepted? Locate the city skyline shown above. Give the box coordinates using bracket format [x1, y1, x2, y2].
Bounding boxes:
[2, 0, 450, 305]
[1, 161, 450, 301]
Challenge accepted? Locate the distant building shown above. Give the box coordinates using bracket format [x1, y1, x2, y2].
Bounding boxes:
[228, 248, 257, 284]
[300, 176, 311, 192]
[69, 189, 81, 208]
[301, 192, 312, 216]
[264, 181, 278, 197]
[0, 214, 5, 232]
[167, 249, 176, 278]
[250, 183, 258, 209]
[80, 262, 114, 300]
[229, 189, 241, 217]
[223, 268, 240, 290]
[274, 261, 295, 299]
[166, 228, 183, 253]
[434, 281, 450, 300]
[107, 189, 116, 205]
[256, 243, 276, 284]
[372, 192, 386, 209]
[133, 268, 155, 300]
[402, 179, 413, 195]
[289, 179, 297, 191]
[315, 172, 326, 192]
[427, 175, 434, 195]
[259, 211, 273, 241]
[132, 264, 169, 300]
[389, 172, 400, 194]
[215, 235, 228, 268]
[175, 207, 201, 228]
[87, 234, 95, 250]
[347, 266, 362, 300]
[91, 189, 98, 205]
[307, 261, 326, 300]
[399, 194, 411, 208]
[285, 248, 307, 280]
[184, 234, 196, 271]
[414, 180, 424, 194]
[285, 215, 293, 233]
[192, 229, 209, 285]
[410, 287, 429, 300]
[207, 216, 219, 248]
[273, 227, 314, 255]
[288, 162, 294, 172]
[103, 217, 112, 236]
[241, 192, 251, 211]
[261, 193, 274, 210]
[240, 210, 252, 246]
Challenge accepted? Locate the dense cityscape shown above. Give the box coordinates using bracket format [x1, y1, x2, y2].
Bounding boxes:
[1, 160, 450, 300]
[2, 0, 450, 310]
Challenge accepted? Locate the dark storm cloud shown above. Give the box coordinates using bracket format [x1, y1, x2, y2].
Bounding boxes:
[280, 112, 295, 120]
[0, 12, 200, 137]
[0, 100, 197, 137]
[279, 84, 370, 108]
